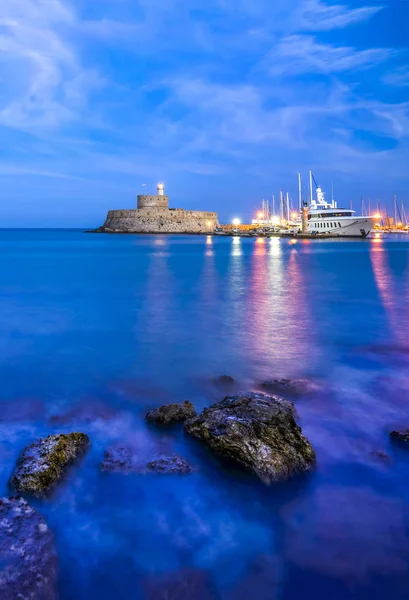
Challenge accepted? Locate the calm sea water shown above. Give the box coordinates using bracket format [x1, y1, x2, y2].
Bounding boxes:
[1, 229, 409, 599]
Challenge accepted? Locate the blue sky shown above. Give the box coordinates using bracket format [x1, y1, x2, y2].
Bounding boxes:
[1, 0, 408, 226]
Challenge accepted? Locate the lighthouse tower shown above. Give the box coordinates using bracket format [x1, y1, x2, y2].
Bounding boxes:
[137, 182, 169, 209]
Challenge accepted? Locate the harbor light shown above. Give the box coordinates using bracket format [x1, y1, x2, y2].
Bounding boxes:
[257, 211, 263, 219]
[374, 212, 382, 219]
[291, 212, 298, 220]
[232, 218, 241, 226]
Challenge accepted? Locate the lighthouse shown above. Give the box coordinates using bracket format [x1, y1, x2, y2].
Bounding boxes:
[157, 182, 165, 196]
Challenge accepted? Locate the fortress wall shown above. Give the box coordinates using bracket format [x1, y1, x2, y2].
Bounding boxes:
[101, 208, 219, 234]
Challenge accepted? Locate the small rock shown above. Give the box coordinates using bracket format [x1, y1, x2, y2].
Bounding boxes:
[145, 401, 196, 425]
[390, 429, 409, 446]
[10, 433, 91, 497]
[0, 497, 58, 600]
[143, 568, 218, 600]
[184, 392, 316, 484]
[147, 456, 193, 474]
[100, 447, 137, 473]
[259, 378, 319, 396]
[370, 450, 391, 463]
[212, 375, 235, 387]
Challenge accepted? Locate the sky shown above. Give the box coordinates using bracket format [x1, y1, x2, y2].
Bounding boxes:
[0, 0, 408, 226]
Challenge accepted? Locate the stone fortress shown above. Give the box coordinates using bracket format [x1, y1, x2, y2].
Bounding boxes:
[95, 183, 219, 234]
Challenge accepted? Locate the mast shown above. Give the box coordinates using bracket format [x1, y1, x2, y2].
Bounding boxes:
[394, 195, 398, 225]
[401, 201, 407, 226]
[298, 172, 302, 213]
[368, 197, 371, 217]
[286, 192, 290, 222]
[279, 189, 284, 222]
[309, 170, 313, 205]
[272, 194, 275, 219]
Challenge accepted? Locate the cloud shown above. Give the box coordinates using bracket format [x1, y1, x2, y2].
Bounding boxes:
[383, 65, 409, 87]
[266, 35, 394, 76]
[0, 0, 103, 131]
[298, 0, 383, 31]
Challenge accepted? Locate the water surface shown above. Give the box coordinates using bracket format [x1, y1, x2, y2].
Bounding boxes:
[1, 230, 409, 599]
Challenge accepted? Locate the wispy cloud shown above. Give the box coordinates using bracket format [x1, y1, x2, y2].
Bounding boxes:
[383, 65, 409, 87]
[0, 0, 103, 131]
[266, 35, 394, 75]
[297, 0, 383, 31]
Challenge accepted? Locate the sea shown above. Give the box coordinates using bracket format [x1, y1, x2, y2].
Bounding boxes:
[1, 229, 409, 600]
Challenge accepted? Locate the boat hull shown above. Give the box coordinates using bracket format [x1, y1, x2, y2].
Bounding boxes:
[308, 217, 376, 238]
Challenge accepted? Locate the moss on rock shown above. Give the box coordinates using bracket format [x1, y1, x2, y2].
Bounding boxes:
[10, 433, 90, 497]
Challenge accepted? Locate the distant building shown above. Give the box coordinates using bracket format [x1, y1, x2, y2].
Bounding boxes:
[96, 183, 219, 234]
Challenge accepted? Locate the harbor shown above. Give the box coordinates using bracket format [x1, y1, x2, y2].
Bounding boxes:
[215, 171, 408, 240]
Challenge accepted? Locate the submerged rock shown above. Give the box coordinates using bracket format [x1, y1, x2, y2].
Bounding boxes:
[101, 447, 193, 475]
[147, 456, 193, 474]
[259, 378, 319, 396]
[143, 568, 218, 600]
[0, 497, 58, 600]
[212, 375, 235, 387]
[390, 429, 409, 446]
[100, 447, 137, 473]
[10, 433, 90, 497]
[184, 392, 316, 484]
[146, 401, 196, 425]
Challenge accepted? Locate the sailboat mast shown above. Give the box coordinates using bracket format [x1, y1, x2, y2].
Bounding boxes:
[286, 192, 290, 222]
[394, 195, 397, 225]
[279, 189, 284, 222]
[298, 172, 302, 213]
[309, 170, 313, 205]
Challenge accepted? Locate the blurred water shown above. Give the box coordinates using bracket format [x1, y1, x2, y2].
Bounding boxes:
[1, 230, 409, 599]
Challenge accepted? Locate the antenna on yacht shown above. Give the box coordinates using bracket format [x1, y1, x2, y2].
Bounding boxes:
[309, 170, 313, 205]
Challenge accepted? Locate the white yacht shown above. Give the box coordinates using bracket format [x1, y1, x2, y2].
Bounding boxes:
[307, 186, 377, 238]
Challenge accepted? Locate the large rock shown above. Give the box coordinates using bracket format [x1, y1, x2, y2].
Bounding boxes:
[0, 497, 58, 599]
[145, 401, 196, 425]
[10, 433, 90, 497]
[184, 392, 316, 484]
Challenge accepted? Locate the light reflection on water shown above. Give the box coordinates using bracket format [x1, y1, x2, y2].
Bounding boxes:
[0, 231, 409, 599]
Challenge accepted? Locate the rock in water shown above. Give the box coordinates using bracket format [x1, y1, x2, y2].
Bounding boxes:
[0, 497, 58, 600]
[184, 392, 316, 484]
[147, 456, 193, 474]
[100, 447, 136, 473]
[390, 429, 409, 446]
[145, 401, 196, 425]
[10, 433, 90, 497]
[259, 378, 319, 396]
